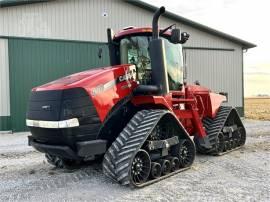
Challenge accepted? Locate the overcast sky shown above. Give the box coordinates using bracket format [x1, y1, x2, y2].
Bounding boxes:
[144, 0, 270, 96]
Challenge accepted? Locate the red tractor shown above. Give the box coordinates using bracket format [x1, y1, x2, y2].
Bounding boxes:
[26, 7, 246, 187]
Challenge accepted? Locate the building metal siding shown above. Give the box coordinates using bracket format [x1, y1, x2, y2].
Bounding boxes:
[0, 38, 11, 131]
[184, 47, 243, 107]
[0, 0, 243, 49]
[8, 38, 110, 131]
[0, 0, 246, 131]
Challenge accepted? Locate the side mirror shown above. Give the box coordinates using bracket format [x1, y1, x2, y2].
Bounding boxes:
[170, 29, 181, 44]
[180, 32, 189, 44]
[171, 29, 190, 44]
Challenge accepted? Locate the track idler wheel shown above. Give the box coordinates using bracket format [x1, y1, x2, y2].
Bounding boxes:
[174, 139, 195, 168]
[150, 162, 162, 179]
[130, 149, 151, 185]
[158, 159, 171, 175]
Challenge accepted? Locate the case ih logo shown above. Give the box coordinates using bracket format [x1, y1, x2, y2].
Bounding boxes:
[118, 65, 136, 83]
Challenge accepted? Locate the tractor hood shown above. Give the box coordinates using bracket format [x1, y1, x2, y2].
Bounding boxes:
[30, 64, 138, 122]
[33, 64, 137, 92]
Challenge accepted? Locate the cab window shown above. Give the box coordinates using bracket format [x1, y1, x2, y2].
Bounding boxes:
[164, 39, 184, 90]
[120, 36, 151, 85]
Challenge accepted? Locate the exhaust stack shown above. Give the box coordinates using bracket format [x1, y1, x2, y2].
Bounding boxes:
[152, 6, 165, 39]
[149, 6, 169, 95]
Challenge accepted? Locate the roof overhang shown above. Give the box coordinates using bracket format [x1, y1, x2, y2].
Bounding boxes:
[0, 0, 51, 8]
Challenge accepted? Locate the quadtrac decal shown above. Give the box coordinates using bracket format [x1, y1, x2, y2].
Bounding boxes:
[91, 65, 136, 96]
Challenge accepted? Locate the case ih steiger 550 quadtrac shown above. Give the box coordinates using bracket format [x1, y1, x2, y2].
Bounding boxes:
[26, 7, 246, 187]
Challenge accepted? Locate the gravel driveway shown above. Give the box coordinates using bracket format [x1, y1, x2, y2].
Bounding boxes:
[0, 120, 269, 202]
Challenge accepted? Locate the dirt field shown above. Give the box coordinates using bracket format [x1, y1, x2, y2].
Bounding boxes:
[0, 120, 269, 202]
[245, 98, 270, 120]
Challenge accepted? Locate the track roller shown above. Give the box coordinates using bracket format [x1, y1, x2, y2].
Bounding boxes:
[167, 157, 180, 171]
[158, 159, 171, 175]
[150, 162, 162, 179]
[226, 140, 232, 150]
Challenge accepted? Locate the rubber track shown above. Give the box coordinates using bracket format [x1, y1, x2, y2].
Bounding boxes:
[102, 109, 166, 184]
[202, 106, 243, 155]
[203, 106, 232, 144]
[102, 109, 191, 187]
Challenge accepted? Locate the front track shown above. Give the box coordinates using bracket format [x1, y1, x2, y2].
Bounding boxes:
[102, 109, 195, 187]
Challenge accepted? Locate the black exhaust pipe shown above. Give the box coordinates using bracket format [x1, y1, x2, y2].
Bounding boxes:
[152, 6, 165, 39]
[149, 7, 169, 95]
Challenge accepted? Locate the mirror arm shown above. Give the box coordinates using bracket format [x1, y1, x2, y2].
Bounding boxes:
[160, 24, 176, 35]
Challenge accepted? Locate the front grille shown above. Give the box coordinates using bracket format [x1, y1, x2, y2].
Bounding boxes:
[27, 88, 94, 121]
[27, 90, 62, 121]
[27, 88, 102, 148]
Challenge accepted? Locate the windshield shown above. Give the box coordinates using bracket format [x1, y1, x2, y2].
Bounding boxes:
[120, 36, 184, 89]
[164, 39, 184, 90]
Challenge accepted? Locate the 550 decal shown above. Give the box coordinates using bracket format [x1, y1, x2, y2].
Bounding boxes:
[91, 65, 136, 96]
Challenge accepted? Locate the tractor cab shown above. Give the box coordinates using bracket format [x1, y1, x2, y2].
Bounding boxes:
[107, 24, 189, 93]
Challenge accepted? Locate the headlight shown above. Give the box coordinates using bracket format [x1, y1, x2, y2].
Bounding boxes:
[26, 118, 79, 129]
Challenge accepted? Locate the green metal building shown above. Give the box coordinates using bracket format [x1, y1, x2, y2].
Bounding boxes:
[0, 0, 255, 132]
[0, 37, 109, 132]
